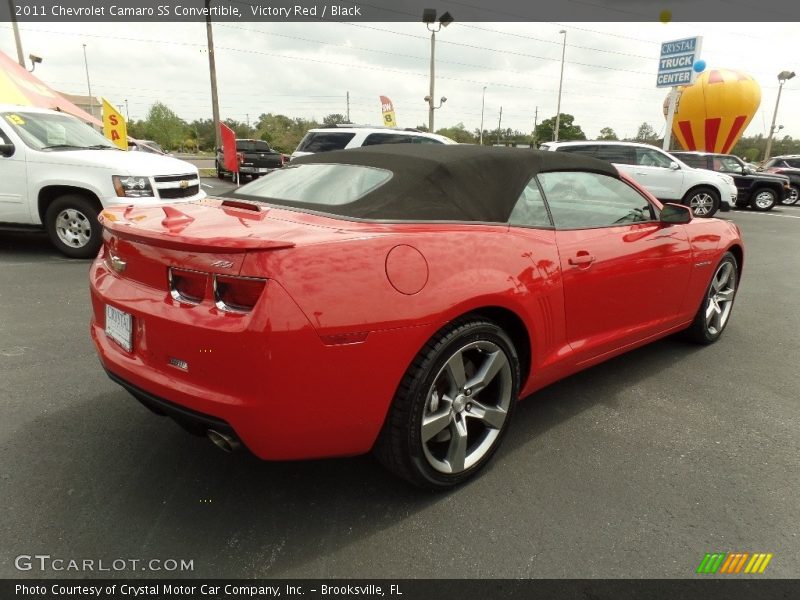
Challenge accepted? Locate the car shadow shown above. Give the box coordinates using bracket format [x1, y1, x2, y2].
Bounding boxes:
[4, 331, 710, 579]
[0, 230, 60, 259]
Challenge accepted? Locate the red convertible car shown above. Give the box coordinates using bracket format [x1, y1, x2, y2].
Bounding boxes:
[89, 145, 743, 488]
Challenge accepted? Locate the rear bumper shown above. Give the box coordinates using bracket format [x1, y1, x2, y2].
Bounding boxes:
[106, 369, 235, 438]
[90, 255, 433, 461]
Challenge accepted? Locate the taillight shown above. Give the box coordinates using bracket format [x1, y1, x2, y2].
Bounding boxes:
[168, 268, 207, 304]
[213, 275, 267, 313]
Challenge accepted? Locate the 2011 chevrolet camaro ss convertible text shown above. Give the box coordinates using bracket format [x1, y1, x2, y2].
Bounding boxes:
[89, 145, 743, 488]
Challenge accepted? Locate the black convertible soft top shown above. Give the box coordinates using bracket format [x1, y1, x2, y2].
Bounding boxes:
[252, 144, 620, 222]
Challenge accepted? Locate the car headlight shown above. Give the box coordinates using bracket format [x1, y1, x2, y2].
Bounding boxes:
[716, 173, 735, 185]
[112, 175, 154, 198]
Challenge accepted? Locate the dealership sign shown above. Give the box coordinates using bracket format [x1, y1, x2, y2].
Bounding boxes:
[656, 36, 703, 88]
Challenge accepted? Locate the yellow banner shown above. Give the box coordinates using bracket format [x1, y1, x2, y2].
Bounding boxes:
[380, 95, 397, 128]
[102, 98, 128, 150]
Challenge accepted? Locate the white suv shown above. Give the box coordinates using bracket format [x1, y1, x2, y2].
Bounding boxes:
[291, 125, 457, 159]
[0, 105, 204, 258]
[540, 140, 737, 217]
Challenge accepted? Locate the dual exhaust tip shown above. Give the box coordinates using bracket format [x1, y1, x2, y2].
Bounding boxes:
[207, 429, 241, 453]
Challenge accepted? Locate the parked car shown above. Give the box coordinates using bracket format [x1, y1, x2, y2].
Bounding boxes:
[0, 105, 205, 258]
[760, 155, 800, 205]
[291, 125, 456, 159]
[670, 151, 790, 211]
[215, 139, 285, 181]
[90, 145, 743, 489]
[540, 140, 738, 218]
[128, 139, 168, 155]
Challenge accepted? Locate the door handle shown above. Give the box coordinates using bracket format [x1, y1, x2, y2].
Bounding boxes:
[568, 253, 596, 266]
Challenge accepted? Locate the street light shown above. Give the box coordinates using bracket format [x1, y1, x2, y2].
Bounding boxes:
[479, 86, 487, 145]
[422, 8, 453, 132]
[764, 70, 795, 161]
[553, 29, 567, 142]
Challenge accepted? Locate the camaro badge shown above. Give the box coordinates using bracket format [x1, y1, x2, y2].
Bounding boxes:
[211, 260, 234, 269]
[109, 254, 127, 273]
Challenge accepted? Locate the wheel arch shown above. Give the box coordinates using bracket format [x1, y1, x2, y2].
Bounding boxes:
[451, 305, 532, 388]
[38, 185, 102, 223]
[726, 243, 744, 279]
[684, 182, 722, 201]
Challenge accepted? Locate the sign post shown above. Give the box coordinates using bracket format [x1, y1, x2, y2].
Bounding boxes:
[657, 36, 702, 150]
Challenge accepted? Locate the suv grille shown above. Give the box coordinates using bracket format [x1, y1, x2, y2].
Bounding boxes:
[154, 174, 200, 199]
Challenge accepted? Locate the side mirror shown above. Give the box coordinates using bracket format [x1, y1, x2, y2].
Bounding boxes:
[0, 143, 15, 157]
[669, 162, 680, 170]
[660, 202, 692, 224]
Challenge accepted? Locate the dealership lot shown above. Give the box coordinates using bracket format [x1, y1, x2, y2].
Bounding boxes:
[1, 199, 798, 578]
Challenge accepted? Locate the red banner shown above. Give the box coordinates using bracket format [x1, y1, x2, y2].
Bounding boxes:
[219, 122, 238, 173]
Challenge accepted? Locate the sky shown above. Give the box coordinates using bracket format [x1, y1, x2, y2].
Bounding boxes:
[1, 20, 797, 140]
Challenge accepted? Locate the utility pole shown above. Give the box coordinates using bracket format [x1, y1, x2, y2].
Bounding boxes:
[8, 0, 25, 67]
[479, 86, 486, 145]
[124, 99, 130, 122]
[346, 91, 350, 122]
[532, 106, 539, 148]
[205, 0, 221, 149]
[82, 44, 95, 121]
[554, 30, 567, 142]
[496, 106, 503, 145]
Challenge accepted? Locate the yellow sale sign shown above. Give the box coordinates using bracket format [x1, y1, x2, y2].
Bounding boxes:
[102, 98, 128, 150]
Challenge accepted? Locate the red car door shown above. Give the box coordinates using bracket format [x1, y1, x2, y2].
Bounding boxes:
[539, 171, 694, 361]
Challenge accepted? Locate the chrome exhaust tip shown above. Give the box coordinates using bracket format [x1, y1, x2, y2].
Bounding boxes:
[207, 429, 241, 453]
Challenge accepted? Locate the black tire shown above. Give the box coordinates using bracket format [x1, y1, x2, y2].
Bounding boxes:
[782, 184, 799, 206]
[44, 194, 102, 259]
[684, 252, 738, 344]
[682, 186, 720, 218]
[750, 188, 777, 211]
[216, 161, 225, 180]
[374, 318, 520, 489]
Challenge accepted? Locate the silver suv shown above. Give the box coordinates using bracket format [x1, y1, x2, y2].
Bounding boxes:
[292, 125, 456, 159]
[540, 140, 737, 217]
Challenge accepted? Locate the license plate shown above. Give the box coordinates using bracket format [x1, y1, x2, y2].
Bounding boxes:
[105, 305, 133, 352]
[257, 168, 269, 173]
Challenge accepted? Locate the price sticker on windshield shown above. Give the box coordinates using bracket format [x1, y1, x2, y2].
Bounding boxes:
[5, 114, 25, 125]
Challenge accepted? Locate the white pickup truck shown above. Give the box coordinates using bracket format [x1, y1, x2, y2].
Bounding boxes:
[0, 105, 205, 258]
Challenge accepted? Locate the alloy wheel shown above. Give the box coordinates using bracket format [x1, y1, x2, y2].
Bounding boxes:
[420, 340, 513, 474]
[689, 192, 715, 216]
[753, 190, 776, 210]
[55, 208, 92, 248]
[705, 261, 737, 336]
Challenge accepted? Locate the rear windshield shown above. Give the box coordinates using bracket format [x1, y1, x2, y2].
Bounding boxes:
[233, 163, 391, 206]
[296, 132, 356, 153]
[236, 140, 271, 152]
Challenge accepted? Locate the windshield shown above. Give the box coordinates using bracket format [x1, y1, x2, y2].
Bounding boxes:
[1, 111, 115, 151]
[233, 163, 391, 207]
[236, 140, 272, 152]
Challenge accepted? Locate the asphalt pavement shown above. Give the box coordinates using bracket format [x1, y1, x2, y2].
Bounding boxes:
[1, 197, 798, 579]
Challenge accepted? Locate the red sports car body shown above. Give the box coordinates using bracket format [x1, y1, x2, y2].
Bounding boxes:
[89, 145, 743, 488]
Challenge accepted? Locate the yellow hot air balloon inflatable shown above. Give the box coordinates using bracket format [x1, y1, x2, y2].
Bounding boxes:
[665, 68, 761, 154]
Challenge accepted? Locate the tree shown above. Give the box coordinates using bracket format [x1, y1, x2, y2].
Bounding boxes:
[635, 122, 659, 143]
[140, 102, 187, 151]
[598, 127, 618, 141]
[435, 123, 476, 144]
[534, 114, 587, 143]
[322, 113, 349, 126]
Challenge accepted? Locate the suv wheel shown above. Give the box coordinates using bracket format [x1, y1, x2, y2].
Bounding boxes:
[750, 188, 777, 211]
[44, 194, 102, 259]
[216, 161, 225, 180]
[682, 186, 719, 218]
[782, 184, 799, 206]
